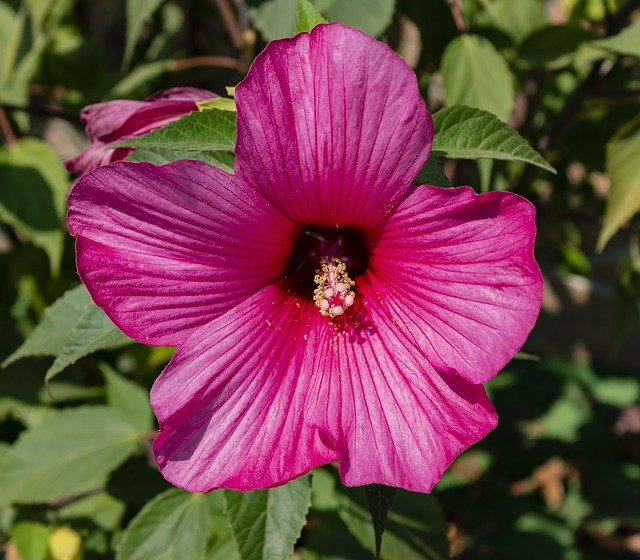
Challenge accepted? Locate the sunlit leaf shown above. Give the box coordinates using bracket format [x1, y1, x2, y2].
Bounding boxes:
[102, 364, 153, 433]
[124, 0, 165, 69]
[224, 476, 311, 560]
[117, 489, 211, 560]
[296, 0, 326, 33]
[0, 406, 140, 507]
[594, 20, 640, 58]
[114, 108, 236, 152]
[441, 34, 514, 122]
[432, 105, 556, 173]
[11, 521, 49, 560]
[598, 116, 640, 250]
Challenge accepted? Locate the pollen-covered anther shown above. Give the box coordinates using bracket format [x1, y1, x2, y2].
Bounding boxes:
[313, 256, 356, 318]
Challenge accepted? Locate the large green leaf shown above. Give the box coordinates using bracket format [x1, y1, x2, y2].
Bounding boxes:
[0, 406, 140, 507]
[441, 34, 514, 122]
[432, 105, 556, 173]
[114, 108, 236, 152]
[484, 0, 547, 43]
[58, 492, 126, 531]
[414, 153, 450, 187]
[249, 0, 394, 39]
[322, 0, 394, 37]
[123, 0, 165, 69]
[3, 284, 131, 381]
[0, 138, 68, 275]
[598, 116, 640, 250]
[594, 20, 640, 57]
[117, 489, 212, 560]
[224, 475, 312, 560]
[102, 364, 153, 433]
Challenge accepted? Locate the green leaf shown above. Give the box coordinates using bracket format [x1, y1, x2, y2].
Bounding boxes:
[117, 489, 211, 560]
[0, 138, 69, 275]
[296, 0, 326, 33]
[414, 153, 450, 187]
[432, 105, 556, 173]
[127, 147, 235, 173]
[3, 284, 131, 380]
[594, 20, 640, 57]
[441, 34, 514, 122]
[0, 406, 140, 507]
[124, 0, 165, 69]
[311, 469, 449, 560]
[102, 364, 153, 433]
[484, 0, 547, 43]
[58, 492, 126, 531]
[520, 25, 595, 69]
[114, 108, 236, 152]
[197, 97, 236, 111]
[109, 60, 171, 98]
[322, 0, 395, 37]
[249, 0, 393, 40]
[224, 475, 312, 560]
[11, 521, 50, 560]
[365, 485, 397, 560]
[598, 116, 640, 250]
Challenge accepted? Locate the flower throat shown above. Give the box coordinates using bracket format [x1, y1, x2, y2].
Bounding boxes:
[287, 227, 369, 318]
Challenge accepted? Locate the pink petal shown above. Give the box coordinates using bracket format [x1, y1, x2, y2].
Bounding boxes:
[367, 185, 544, 384]
[145, 87, 216, 102]
[67, 160, 296, 346]
[235, 22, 433, 229]
[80, 100, 146, 141]
[306, 274, 498, 492]
[151, 283, 338, 492]
[64, 141, 131, 175]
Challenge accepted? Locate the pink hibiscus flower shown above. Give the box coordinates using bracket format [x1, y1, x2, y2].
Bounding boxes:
[67, 23, 543, 493]
[65, 87, 215, 175]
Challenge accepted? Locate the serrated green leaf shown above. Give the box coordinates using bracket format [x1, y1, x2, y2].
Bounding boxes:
[224, 475, 312, 560]
[598, 116, 640, 250]
[414, 153, 450, 187]
[0, 406, 139, 507]
[46, 304, 130, 382]
[117, 489, 211, 560]
[594, 20, 640, 57]
[127, 147, 235, 173]
[441, 34, 514, 123]
[3, 284, 131, 380]
[296, 0, 326, 33]
[0, 138, 69, 275]
[58, 492, 126, 531]
[12, 521, 50, 560]
[102, 364, 153, 433]
[114, 108, 236, 152]
[432, 105, 556, 173]
[365, 485, 397, 560]
[124, 0, 165, 69]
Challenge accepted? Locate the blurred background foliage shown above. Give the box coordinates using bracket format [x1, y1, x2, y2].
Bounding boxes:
[1, 0, 640, 558]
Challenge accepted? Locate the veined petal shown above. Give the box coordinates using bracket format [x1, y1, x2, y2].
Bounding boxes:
[235, 22, 433, 229]
[80, 100, 146, 141]
[304, 275, 498, 492]
[368, 185, 543, 384]
[68, 160, 296, 346]
[151, 283, 338, 492]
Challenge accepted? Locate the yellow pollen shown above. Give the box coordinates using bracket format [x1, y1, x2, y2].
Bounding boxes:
[313, 256, 356, 318]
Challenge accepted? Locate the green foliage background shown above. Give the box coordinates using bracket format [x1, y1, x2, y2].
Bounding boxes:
[1, 0, 640, 558]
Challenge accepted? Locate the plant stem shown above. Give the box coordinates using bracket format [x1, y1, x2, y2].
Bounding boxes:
[214, 0, 245, 50]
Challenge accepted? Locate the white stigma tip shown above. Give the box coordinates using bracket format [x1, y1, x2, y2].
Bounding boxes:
[344, 294, 355, 307]
[324, 288, 335, 298]
[320, 299, 330, 311]
[335, 282, 347, 293]
[331, 305, 345, 316]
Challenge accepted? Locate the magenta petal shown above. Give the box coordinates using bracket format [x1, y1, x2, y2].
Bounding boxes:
[235, 22, 434, 228]
[302, 275, 497, 492]
[151, 284, 338, 492]
[64, 141, 128, 174]
[80, 100, 147, 141]
[368, 185, 544, 384]
[67, 160, 296, 346]
[145, 87, 216, 102]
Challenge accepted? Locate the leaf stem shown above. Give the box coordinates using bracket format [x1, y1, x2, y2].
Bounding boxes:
[213, 0, 245, 51]
[0, 106, 17, 146]
[167, 55, 244, 72]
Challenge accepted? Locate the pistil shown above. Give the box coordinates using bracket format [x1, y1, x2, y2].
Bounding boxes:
[313, 256, 356, 318]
